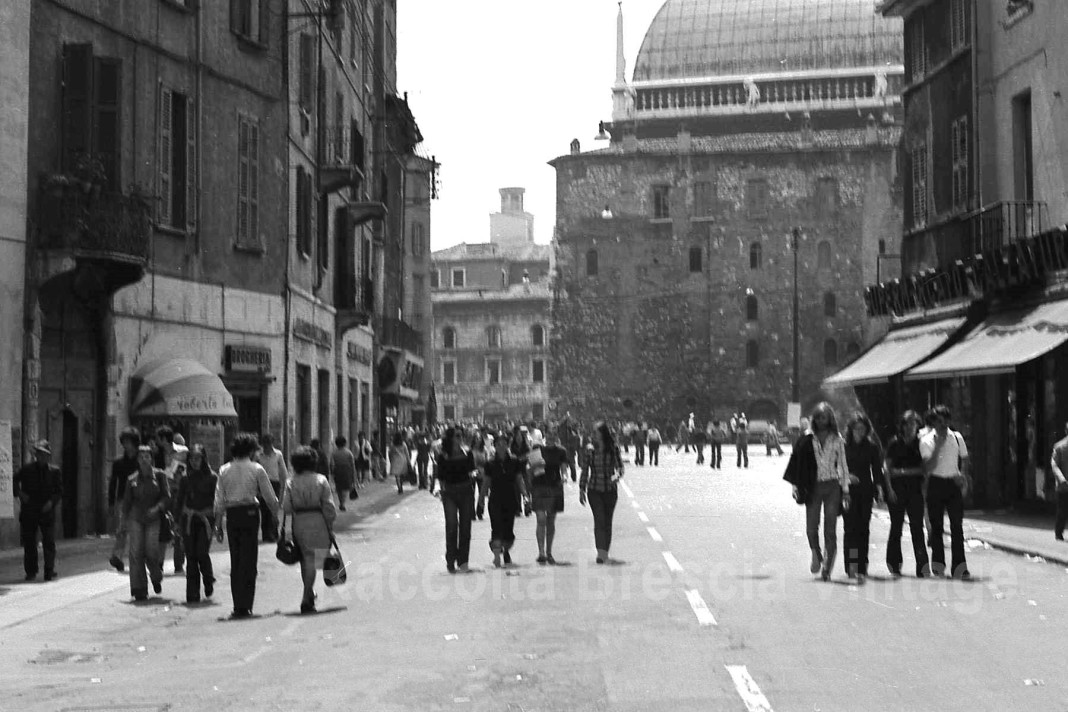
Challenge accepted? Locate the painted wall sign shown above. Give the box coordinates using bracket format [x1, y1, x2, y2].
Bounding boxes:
[225, 344, 272, 373]
[294, 319, 332, 349]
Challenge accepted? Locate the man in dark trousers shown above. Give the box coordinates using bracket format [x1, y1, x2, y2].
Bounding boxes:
[1051, 420, 1068, 541]
[416, 431, 431, 489]
[108, 427, 141, 571]
[13, 440, 64, 581]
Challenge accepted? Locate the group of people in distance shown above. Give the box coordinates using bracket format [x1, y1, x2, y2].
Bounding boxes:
[786, 402, 972, 583]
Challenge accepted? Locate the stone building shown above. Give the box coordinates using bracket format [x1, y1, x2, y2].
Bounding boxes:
[404, 153, 438, 425]
[550, 0, 904, 429]
[828, 0, 1068, 508]
[431, 191, 552, 423]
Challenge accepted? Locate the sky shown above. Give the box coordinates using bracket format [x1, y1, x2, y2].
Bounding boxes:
[397, 0, 667, 251]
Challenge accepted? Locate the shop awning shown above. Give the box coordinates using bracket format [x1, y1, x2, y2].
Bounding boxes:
[129, 358, 238, 419]
[822, 317, 966, 388]
[905, 300, 1068, 381]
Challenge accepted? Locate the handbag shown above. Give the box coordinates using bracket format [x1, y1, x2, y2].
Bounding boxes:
[159, 511, 174, 543]
[406, 460, 417, 486]
[322, 536, 347, 586]
[275, 511, 302, 565]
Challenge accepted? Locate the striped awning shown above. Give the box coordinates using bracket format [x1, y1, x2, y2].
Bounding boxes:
[129, 358, 237, 419]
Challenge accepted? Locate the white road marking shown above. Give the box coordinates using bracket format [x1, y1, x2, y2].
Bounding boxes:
[631, 500, 641, 509]
[662, 551, 684, 573]
[637, 511, 649, 523]
[726, 665, 774, 712]
[684, 589, 717, 626]
[620, 480, 634, 498]
[647, 527, 663, 542]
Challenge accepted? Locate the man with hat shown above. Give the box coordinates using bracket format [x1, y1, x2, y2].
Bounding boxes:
[13, 440, 64, 581]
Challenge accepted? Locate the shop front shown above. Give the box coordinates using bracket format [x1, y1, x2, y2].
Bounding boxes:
[377, 348, 423, 445]
[221, 344, 274, 438]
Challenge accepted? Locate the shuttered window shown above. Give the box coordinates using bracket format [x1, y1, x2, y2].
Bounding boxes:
[299, 34, 315, 111]
[158, 87, 196, 231]
[911, 141, 929, 228]
[231, 0, 269, 46]
[61, 44, 123, 191]
[951, 116, 969, 210]
[237, 114, 260, 248]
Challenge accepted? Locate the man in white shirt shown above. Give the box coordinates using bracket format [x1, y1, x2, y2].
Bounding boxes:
[257, 433, 289, 542]
[919, 405, 970, 580]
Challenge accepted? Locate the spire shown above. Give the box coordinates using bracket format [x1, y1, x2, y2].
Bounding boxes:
[615, 1, 626, 85]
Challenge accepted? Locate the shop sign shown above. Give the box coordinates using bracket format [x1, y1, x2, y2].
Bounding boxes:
[154, 392, 235, 416]
[294, 319, 332, 349]
[347, 342, 373, 365]
[226, 345, 272, 374]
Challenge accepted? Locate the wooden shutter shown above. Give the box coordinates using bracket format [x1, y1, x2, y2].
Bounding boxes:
[159, 87, 174, 225]
[248, 119, 259, 245]
[93, 58, 121, 190]
[257, 0, 269, 46]
[295, 167, 306, 254]
[299, 34, 314, 110]
[61, 43, 94, 173]
[186, 98, 197, 232]
[237, 115, 249, 242]
[351, 119, 364, 170]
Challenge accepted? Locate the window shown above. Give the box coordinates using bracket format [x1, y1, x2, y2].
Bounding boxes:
[442, 327, 455, 349]
[817, 240, 832, 270]
[652, 184, 671, 219]
[746, 340, 759, 368]
[907, 21, 926, 83]
[442, 360, 456, 386]
[443, 404, 456, 421]
[237, 114, 260, 248]
[824, 339, 838, 367]
[531, 324, 545, 347]
[430, 269, 440, 289]
[693, 180, 715, 217]
[411, 223, 425, 256]
[486, 358, 501, 385]
[749, 242, 762, 270]
[359, 382, 369, 433]
[689, 246, 703, 273]
[348, 3, 358, 66]
[487, 326, 502, 348]
[815, 177, 838, 218]
[451, 268, 465, 288]
[746, 294, 759, 321]
[746, 179, 769, 218]
[951, 116, 969, 210]
[532, 403, 545, 421]
[60, 44, 123, 191]
[231, 0, 268, 46]
[333, 92, 345, 161]
[878, 239, 887, 255]
[296, 364, 311, 445]
[296, 166, 312, 256]
[1013, 92, 1033, 202]
[950, 0, 968, 52]
[299, 33, 314, 112]
[911, 141, 929, 228]
[317, 369, 331, 444]
[532, 359, 545, 383]
[348, 378, 359, 445]
[824, 292, 837, 317]
[586, 249, 599, 276]
[157, 88, 195, 230]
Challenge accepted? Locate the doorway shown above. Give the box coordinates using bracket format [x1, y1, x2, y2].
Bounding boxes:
[61, 409, 79, 539]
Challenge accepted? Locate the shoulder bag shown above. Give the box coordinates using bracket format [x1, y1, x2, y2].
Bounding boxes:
[275, 509, 302, 565]
[322, 535, 347, 586]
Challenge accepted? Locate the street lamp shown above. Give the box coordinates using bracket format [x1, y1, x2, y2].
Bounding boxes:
[791, 227, 801, 404]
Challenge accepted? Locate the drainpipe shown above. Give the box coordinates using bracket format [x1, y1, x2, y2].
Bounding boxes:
[282, 0, 292, 453]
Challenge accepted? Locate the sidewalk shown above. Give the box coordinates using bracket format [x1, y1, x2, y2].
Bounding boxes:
[960, 510, 1068, 567]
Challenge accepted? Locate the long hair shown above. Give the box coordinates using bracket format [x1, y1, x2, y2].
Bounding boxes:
[898, 410, 924, 439]
[188, 444, 215, 478]
[809, 402, 840, 436]
[845, 413, 881, 450]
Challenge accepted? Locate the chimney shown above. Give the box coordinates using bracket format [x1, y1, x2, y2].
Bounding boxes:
[570, 138, 581, 155]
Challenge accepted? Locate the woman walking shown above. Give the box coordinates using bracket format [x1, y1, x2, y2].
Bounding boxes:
[783, 402, 850, 581]
[470, 433, 489, 521]
[842, 414, 883, 582]
[175, 444, 217, 603]
[884, 410, 931, 578]
[485, 434, 527, 567]
[282, 446, 337, 613]
[388, 432, 411, 495]
[531, 431, 569, 564]
[433, 428, 476, 572]
[331, 436, 356, 510]
[214, 433, 279, 620]
[579, 422, 624, 564]
[123, 445, 170, 601]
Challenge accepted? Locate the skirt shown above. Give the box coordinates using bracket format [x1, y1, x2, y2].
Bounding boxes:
[531, 484, 564, 513]
[291, 511, 332, 552]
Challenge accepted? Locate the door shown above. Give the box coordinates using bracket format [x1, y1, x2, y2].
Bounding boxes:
[235, 394, 263, 436]
[61, 410, 79, 538]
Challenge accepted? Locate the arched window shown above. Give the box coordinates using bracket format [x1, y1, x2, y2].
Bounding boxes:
[746, 340, 759, 368]
[750, 242, 762, 269]
[442, 326, 456, 350]
[846, 341, 861, 359]
[689, 246, 702, 273]
[817, 240, 832, 270]
[824, 292, 836, 317]
[586, 249, 599, 276]
[824, 338, 838, 367]
[531, 324, 545, 347]
[487, 325, 502, 348]
[746, 294, 759, 321]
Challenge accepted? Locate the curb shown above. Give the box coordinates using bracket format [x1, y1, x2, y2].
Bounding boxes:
[967, 536, 1068, 568]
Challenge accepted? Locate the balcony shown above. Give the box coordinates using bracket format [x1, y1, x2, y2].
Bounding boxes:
[336, 277, 374, 334]
[380, 316, 424, 357]
[36, 179, 152, 291]
[902, 200, 1048, 276]
[320, 122, 366, 195]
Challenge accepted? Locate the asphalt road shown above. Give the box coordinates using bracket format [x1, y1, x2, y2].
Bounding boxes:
[1, 446, 1066, 711]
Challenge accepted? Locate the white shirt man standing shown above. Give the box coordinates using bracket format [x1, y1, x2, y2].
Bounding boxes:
[256, 433, 288, 542]
[919, 405, 971, 580]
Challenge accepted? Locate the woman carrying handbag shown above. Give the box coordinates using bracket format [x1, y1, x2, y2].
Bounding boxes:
[281, 446, 338, 614]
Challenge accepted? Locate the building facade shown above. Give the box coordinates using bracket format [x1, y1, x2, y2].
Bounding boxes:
[404, 153, 437, 424]
[550, 0, 904, 430]
[828, 0, 1068, 508]
[431, 191, 552, 423]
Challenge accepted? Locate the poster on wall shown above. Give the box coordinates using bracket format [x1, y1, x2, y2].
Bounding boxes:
[190, 422, 225, 472]
[0, 421, 13, 518]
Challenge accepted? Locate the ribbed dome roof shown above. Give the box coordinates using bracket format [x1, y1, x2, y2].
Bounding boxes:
[633, 0, 903, 82]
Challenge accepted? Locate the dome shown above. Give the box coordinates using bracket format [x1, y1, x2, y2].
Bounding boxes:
[633, 0, 903, 82]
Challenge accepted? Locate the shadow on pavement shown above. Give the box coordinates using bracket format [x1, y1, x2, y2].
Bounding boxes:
[280, 605, 348, 618]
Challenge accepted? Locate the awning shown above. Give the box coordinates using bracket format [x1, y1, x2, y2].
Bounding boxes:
[822, 317, 966, 388]
[905, 300, 1068, 381]
[129, 358, 238, 419]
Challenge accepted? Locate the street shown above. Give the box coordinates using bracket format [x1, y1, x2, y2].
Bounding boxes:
[1, 446, 1066, 712]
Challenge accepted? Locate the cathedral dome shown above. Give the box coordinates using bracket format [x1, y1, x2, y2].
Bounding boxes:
[633, 0, 903, 82]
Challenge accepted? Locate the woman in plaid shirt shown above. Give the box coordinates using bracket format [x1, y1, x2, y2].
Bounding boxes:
[579, 422, 625, 564]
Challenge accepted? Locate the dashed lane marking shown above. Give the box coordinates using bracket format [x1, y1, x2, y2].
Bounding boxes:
[662, 551, 684, 573]
[620, 480, 634, 498]
[726, 665, 774, 712]
[647, 527, 663, 542]
[631, 500, 641, 509]
[637, 511, 650, 523]
[684, 589, 717, 626]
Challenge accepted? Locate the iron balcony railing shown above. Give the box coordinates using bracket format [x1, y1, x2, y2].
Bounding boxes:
[37, 181, 152, 263]
[380, 317, 424, 357]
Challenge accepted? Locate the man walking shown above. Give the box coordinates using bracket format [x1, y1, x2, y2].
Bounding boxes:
[647, 425, 661, 466]
[1049, 421, 1068, 541]
[765, 422, 784, 456]
[919, 405, 971, 579]
[709, 420, 725, 469]
[108, 428, 141, 571]
[331, 436, 357, 511]
[692, 423, 706, 465]
[416, 431, 431, 489]
[735, 413, 749, 468]
[13, 440, 63, 581]
[257, 433, 288, 541]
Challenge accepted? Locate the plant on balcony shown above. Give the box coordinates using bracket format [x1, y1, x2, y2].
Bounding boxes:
[42, 153, 107, 199]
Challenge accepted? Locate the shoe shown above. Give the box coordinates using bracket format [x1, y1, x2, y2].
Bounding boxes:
[537, 555, 548, 565]
[109, 556, 125, 572]
[888, 565, 901, 577]
[957, 569, 972, 581]
[152, 579, 162, 594]
[596, 557, 605, 564]
[493, 552, 502, 568]
[458, 563, 470, 573]
[447, 561, 456, 574]
[187, 596, 201, 604]
[174, 566, 184, 575]
[229, 609, 252, 620]
[24, 573, 36, 582]
[1056, 534, 1064, 541]
[820, 567, 831, 582]
[44, 571, 57, 582]
[339, 505, 347, 511]
[503, 551, 512, 565]
[856, 574, 866, 585]
[134, 593, 148, 602]
[810, 551, 823, 575]
[397, 486, 403, 495]
[204, 580, 214, 598]
[300, 600, 316, 614]
[546, 555, 556, 566]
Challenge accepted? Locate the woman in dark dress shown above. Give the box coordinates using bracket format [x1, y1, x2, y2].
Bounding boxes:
[175, 444, 217, 603]
[842, 414, 884, 582]
[433, 427, 476, 573]
[485, 434, 528, 568]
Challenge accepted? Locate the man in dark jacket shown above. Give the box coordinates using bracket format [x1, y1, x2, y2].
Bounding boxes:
[108, 428, 141, 571]
[13, 440, 64, 581]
